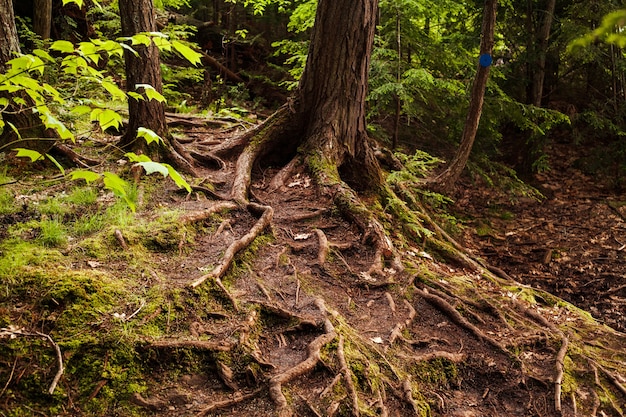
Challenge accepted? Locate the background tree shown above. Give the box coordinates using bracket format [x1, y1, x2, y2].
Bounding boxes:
[427, 0, 498, 190]
[0, 0, 19, 66]
[118, 0, 195, 172]
[33, 0, 53, 40]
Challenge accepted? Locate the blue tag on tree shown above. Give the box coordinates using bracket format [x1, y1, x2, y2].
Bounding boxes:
[479, 54, 493, 67]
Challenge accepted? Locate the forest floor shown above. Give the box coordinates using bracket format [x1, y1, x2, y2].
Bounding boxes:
[454, 141, 626, 334]
[1, 119, 625, 417]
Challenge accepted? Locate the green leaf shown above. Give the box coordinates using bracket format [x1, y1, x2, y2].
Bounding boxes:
[103, 172, 135, 212]
[135, 84, 166, 103]
[137, 161, 169, 176]
[136, 127, 163, 145]
[0, 97, 9, 107]
[127, 92, 144, 101]
[71, 170, 102, 184]
[46, 154, 65, 175]
[124, 152, 152, 163]
[131, 34, 152, 46]
[40, 113, 74, 141]
[62, 0, 83, 7]
[171, 40, 203, 66]
[32, 49, 55, 62]
[50, 40, 75, 53]
[78, 41, 100, 64]
[164, 163, 191, 193]
[101, 79, 127, 101]
[13, 148, 44, 162]
[71, 105, 92, 116]
[90, 108, 123, 131]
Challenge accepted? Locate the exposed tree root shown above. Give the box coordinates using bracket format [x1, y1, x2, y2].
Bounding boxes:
[269, 319, 336, 417]
[337, 335, 360, 416]
[196, 388, 264, 417]
[315, 228, 329, 265]
[416, 287, 506, 352]
[146, 339, 233, 351]
[180, 201, 239, 224]
[191, 203, 273, 288]
[397, 350, 466, 363]
[554, 333, 569, 413]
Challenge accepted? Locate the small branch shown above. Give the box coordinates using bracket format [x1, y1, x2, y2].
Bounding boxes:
[554, 333, 570, 413]
[337, 335, 360, 416]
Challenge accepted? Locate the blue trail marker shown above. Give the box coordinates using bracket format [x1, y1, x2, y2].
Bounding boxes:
[479, 54, 493, 68]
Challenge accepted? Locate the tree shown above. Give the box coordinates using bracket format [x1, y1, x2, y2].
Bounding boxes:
[427, 0, 498, 190]
[33, 0, 53, 40]
[118, 0, 196, 173]
[195, 0, 396, 283]
[0, 0, 19, 66]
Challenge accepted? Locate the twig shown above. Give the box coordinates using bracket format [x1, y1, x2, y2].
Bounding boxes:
[0, 357, 18, 398]
[554, 333, 570, 413]
[338, 335, 360, 416]
[32, 331, 64, 394]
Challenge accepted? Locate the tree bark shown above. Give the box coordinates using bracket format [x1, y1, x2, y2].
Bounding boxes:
[0, 0, 20, 66]
[529, 0, 556, 107]
[33, 0, 53, 40]
[118, 0, 168, 153]
[428, 0, 497, 191]
[296, 0, 382, 190]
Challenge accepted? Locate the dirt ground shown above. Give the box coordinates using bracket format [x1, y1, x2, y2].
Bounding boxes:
[2, 122, 626, 417]
[454, 142, 626, 333]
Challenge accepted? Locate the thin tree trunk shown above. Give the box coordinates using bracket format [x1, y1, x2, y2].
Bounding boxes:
[530, 0, 556, 107]
[429, 0, 497, 191]
[33, 0, 53, 40]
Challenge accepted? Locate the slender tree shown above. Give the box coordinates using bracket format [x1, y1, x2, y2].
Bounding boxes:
[33, 0, 53, 40]
[427, 0, 498, 191]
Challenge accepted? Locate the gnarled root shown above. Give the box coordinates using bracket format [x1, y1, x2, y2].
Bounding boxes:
[269, 319, 337, 417]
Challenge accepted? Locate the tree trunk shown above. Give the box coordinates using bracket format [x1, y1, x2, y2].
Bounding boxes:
[0, 0, 50, 151]
[118, 0, 168, 153]
[428, 0, 497, 191]
[529, 0, 556, 107]
[33, 0, 52, 40]
[0, 0, 20, 66]
[296, 0, 382, 190]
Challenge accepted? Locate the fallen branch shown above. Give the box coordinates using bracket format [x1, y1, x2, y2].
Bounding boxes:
[554, 333, 570, 413]
[337, 335, 360, 416]
[181, 201, 239, 224]
[191, 203, 273, 288]
[269, 319, 336, 417]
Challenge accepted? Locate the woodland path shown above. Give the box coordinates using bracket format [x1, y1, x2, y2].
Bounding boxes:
[455, 141, 626, 333]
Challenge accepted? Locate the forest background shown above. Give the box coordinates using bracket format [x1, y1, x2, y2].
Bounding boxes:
[1, 0, 626, 416]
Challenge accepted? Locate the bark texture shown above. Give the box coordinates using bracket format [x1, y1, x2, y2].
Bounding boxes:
[0, 0, 20, 66]
[33, 0, 53, 40]
[118, 0, 168, 151]
[297, 0, 382, 190]
[529, 0, 557, 107]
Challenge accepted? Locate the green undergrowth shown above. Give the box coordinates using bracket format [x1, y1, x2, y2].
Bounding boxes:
[0, 177, 209, 416]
